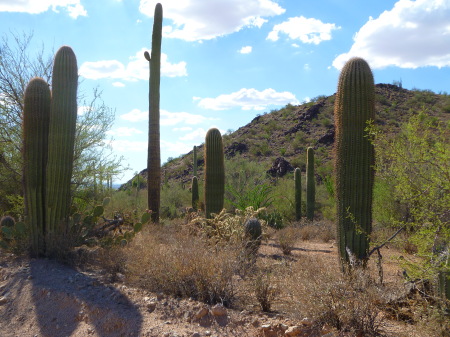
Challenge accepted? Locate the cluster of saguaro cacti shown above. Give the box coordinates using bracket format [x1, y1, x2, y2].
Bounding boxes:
[145, 2, 163, 223]
[294, 168, 302, 220]
[204, 128, 225, 219]
[22, 46, 78, 256]
[334, 57, 375, 270]
[306, 147, 315, 221]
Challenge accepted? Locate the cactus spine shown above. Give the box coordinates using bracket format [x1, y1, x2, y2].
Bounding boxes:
[46, 46, 78, 242]
[146, 3, 163, 223]
[204, 128, 225, 219]
[306, 147, 315, 221]
[192, 176, 199, 211]
[23, 78, 51, 255]
[294, 168, 302, 220]
[334, 57, 375, 269]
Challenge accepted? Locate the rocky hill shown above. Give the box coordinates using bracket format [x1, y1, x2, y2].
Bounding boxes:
[120, 83, 450, 190]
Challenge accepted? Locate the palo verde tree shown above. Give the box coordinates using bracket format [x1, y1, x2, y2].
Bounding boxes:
[145, 3, 163, 223]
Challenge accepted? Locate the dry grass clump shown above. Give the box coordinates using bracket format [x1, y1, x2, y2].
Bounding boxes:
[124, 224, 240, 306]
[297, 221, 335, 242]
[283, 255, 390, 337]
[274, 226, 301, 255]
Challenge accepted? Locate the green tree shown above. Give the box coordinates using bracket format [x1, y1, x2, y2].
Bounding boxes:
[0, 32, 127, 214]
[369, 111, 449, 284]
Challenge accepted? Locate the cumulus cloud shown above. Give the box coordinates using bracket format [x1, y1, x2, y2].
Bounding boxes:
[179, 127, 225, 142]
[333, 0, 450, 69]
[112, 81, 125, 87]
[109, 140, 147, 152]
[197, 88, 299, 111]
[239, 46, 253, 54]
[139, 0, 285, 41]
[0, 0, 87, 18]
[107, 127, 143, 137]
[161, 140, 193, 153]
[79, 48, 187, 80]
[267, 16, 340, 44]
[120, 108, 147, 122]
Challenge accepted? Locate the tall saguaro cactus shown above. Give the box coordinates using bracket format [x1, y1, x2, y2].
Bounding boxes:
[204, 128, 225, 219]
[306, 147, 315, 221]
[145, 3, 163, 223]
[334, 57, 375, 269]
[294, 168, 302, 221]
[46, 46, 78, 240]
[23, 77, 51, 255]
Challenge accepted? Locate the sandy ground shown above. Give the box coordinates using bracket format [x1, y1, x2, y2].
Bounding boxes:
[0, 239, 434, 337]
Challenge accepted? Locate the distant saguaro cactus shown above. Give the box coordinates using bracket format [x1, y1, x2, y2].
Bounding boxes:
[146, 3, 163, 223]
[193, 145, 198, 177]
[191, 176, 199, 211]
[306, 147, 315, 221]
[23, 77, 51, 255]
[334, 57, 375, 270]
[46, 45, 78, 242]
[294, 168, 302, 221]
[204, 128, 225, 219]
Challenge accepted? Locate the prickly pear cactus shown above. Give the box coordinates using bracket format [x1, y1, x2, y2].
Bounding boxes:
[334, 57, 375, 270]
[204, 128, 225, 219]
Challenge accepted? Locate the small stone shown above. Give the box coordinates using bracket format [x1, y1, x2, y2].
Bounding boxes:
[0, 296, 8, 305]
[285, 325, 303, 336]
[194, 307, 209, 320]
[147, 301, 157, 312]
[210, 304, 227, 316]
[191, 333, 201, 337]
[261, 324, 272, 331]
[204, 331, 211, 336]
[116, 273, 125, 281]
[252, 319, 260, 327]
[300, 318, 313, 326]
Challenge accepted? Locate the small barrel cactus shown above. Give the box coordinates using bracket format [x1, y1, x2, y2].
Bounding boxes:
[244, 217, 262, 258]
[0, 216, 15, 228]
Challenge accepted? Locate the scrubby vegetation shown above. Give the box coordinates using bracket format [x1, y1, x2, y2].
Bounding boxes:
[1, 26, 450, 336]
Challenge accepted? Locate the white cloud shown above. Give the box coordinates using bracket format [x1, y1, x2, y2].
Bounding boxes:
[161, 139, 193, 153]
[161, 110, 218, 126]
[0, 0, 87, 18]
[107, 127, 143, 137]
[120, 108, 217, 125]
[197, 88, 299, 111]
[239, 46, 253, 54]
[179, 128, 208, 142]
[120, 108, 147, 122]
[79, 48, 187, 80]
[139, 0, 285, 41]
[112, 81, 125, 87]
[109, 140, 147, 152]
[172, 127, 193, 132]
[77, 105, 91, 116]
[267, 16, 340, 44]
[333, 0, 450, 69]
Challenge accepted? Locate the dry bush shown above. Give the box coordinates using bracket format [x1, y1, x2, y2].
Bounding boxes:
[124, 224, 240, 306]
[252, 268, 279, 312]
[284, 255, 390, 337]
[274, 226, 300, 255]
[298, 221, 335, 242]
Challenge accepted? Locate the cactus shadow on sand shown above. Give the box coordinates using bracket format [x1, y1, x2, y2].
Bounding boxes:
[24, 259, 143, 337]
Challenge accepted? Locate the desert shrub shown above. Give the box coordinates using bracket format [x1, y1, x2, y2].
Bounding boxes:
[275, 226, 300, 255]
[125, 225, 239, 305]
[368, 111, 450, 283]
[253, 269, 278, 312]
[289, 257, 388, 336]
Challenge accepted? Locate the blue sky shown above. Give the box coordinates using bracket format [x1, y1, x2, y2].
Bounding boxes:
[1, 0, 449, 183]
